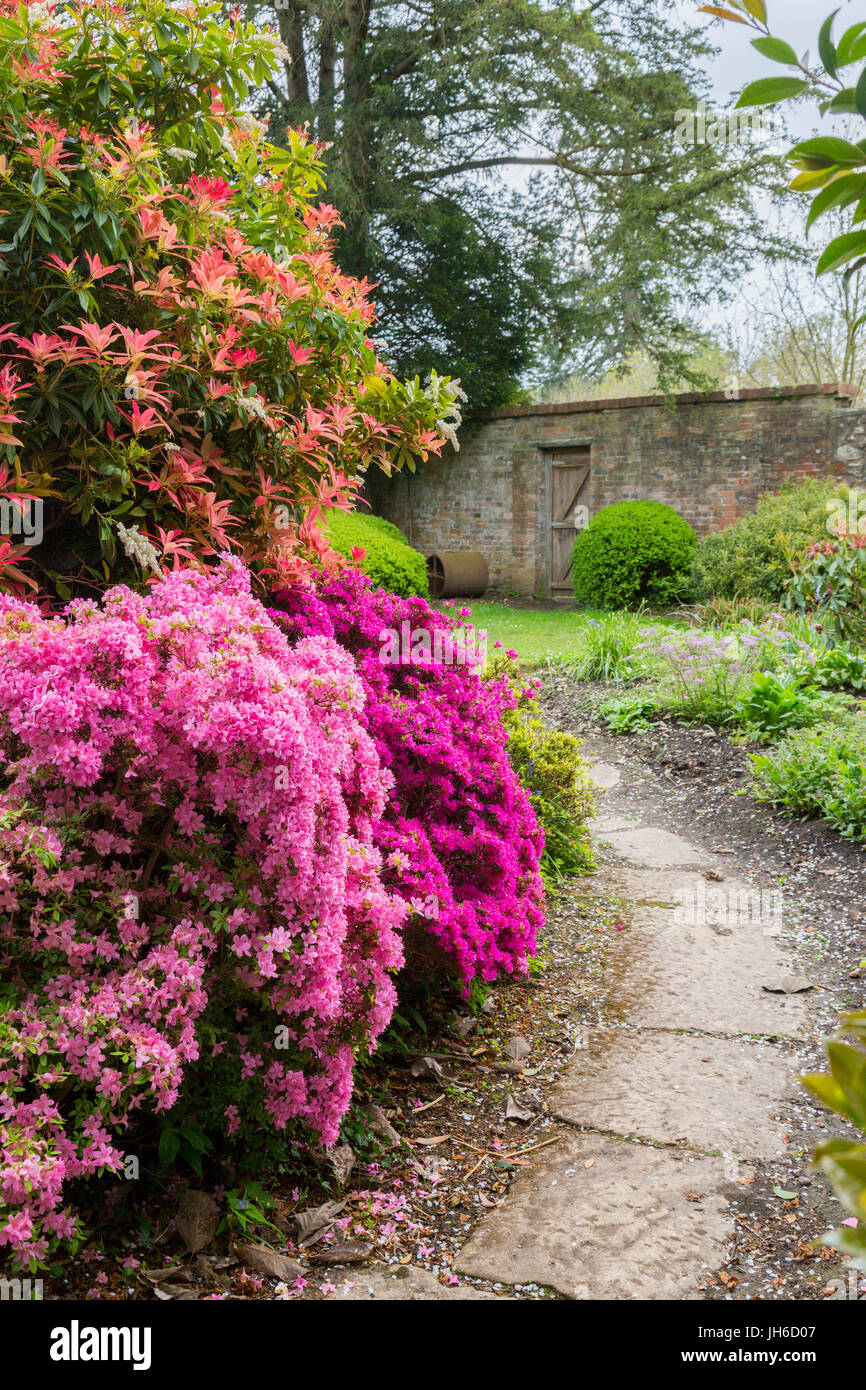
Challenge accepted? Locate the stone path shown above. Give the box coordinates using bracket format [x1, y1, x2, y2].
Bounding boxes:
[450, 758, 814, 1300]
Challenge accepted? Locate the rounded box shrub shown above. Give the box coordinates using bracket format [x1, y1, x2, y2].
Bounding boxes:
[572, 501, 696, 609]
[325, 510, 429, 598]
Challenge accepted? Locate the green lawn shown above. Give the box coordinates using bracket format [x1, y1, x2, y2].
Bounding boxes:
[454, 603, 599, 665]
[442, 601, 684, 667]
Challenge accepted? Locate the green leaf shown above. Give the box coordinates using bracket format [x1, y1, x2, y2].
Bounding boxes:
[742, 0, 767, 20]
[791, 137, 866, 166]
[817, 229, 866, 274]
[736, 76, 809, 107]
[751, 36, 799, 66]
[773, 1186, 798, 1199]
[819, 10, 841, 79]
[806, 172, 865, 229]
[838, 22, 866, 68]
[825, 87, 863, 116]
[158, 1128, 181, 1168]
[856, 64, 866, 121]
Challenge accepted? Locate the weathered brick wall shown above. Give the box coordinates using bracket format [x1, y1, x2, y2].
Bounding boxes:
[367, 384, 865, 596]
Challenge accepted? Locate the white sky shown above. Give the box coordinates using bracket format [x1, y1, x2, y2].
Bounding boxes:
[683, 0, 864, 136]
[676, 1, 865, 359]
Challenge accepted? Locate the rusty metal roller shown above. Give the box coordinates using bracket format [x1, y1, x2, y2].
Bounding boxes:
[426, 551, 488, 599]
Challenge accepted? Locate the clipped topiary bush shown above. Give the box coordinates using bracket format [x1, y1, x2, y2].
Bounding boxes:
[325, 510, 428, 597]
[691, 478, 847, 603]
[572, 501, 696, 609]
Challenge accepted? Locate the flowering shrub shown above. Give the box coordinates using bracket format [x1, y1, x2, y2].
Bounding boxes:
[0, 559, 406, 1267]
[269, 574, 545, 985]
[784, 534, 866, 644]
[691, 477, 846, 603]
[0, 0, 460, 599]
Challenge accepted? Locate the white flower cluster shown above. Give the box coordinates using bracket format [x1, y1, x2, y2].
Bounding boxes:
[26, 2, 52, 28]
[235, 393, 268, 423]
[218, 126, 238, 164]
[234, 112, 268, 141]
[264, 34, 290, 64]
[115, 523, 161, 575]
[429, 374, 468, 453]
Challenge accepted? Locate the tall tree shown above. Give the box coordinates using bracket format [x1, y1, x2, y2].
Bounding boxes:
[252, 0, 788, 408]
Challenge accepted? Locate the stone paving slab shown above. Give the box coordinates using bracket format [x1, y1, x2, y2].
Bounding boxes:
[550, 1029, 792, 1159]
[602, 825, 712, 867]
[455, 1134, 732, 1300]
[332, 1264, 499, 1300]
[593, 813, 639, 835]
[587, 761, 621, 790]
[610, 868, 810, 1040]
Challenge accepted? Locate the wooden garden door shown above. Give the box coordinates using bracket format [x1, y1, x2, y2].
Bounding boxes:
[546, 445, 591, 599]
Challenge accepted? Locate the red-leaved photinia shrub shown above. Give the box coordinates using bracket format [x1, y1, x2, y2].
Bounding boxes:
[0, 0, 460, 599]
[0, 558, 406, 1266]
[269, 572, 545, 985]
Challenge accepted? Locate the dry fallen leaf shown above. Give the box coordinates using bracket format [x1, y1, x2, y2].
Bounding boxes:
[504, 1094, 533, 1123]
[232, 1241, 305, 1284]
[293, 1199, 348, 1246]
[307, 1241, 372, 1266]
[177, 1189, 219, 1255]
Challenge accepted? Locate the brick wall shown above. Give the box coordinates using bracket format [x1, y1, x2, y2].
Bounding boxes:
[367, 383, 866, 596]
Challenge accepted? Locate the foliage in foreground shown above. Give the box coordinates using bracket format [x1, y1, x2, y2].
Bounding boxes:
[802, 1012, 866, 1273]
[504, 704, 596, 884]
[0, 0, 459, 600]
[324, 510, 428, 598]
[750, 720, 866, 841]
[702, 1, 866, 281]
[572, 501, 696, 610]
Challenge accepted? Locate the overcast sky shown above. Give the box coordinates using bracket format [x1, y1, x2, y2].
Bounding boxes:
[683, 0, 864, 137]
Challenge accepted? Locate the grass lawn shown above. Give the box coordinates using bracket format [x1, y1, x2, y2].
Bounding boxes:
[454, 602, 600, 664]
[445, 601, 686, 666]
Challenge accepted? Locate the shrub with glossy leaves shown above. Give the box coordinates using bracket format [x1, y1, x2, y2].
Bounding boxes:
[0, 558, 405, 1267]
[0, 0, 460, 599]
[572, 501, 696, 609]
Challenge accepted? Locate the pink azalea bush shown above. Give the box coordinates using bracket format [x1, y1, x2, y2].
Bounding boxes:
[269, 572, 545, 985]
[0, 559, 406, 1267]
